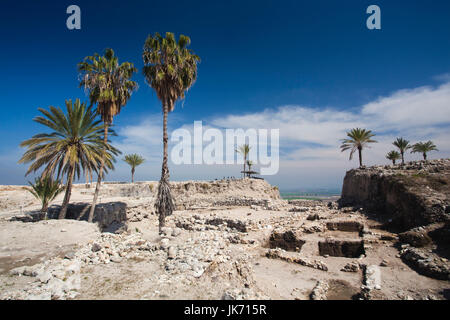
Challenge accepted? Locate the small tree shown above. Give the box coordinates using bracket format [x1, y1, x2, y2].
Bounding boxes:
[340, 128, 377, 167]
[411, 141, 438, 161]
[236, 144, 251, 178]
[386, 150, 401, 165]
[28, 176, 65, 220]
[247, 160, 254, 176]
[123, 154, 145, 183]
[393, 138, 411, 165]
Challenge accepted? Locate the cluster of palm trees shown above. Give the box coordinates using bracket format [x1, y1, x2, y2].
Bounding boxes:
[340, 128, 439, 168]
[387, 139, 438, 164]
[20, 99, 120, 219]
[19, 32, 200, 231]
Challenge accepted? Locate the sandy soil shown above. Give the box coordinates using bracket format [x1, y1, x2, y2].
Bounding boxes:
[0, 181, 448, 300]
[0, 220, 100, 274]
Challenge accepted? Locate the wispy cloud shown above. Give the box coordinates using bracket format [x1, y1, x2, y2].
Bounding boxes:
[361, 82, 450, 131]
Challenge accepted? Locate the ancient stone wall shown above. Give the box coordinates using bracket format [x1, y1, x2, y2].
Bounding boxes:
[74, 178, 280, 200]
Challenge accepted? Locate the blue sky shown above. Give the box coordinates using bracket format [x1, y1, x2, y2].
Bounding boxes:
[1, 0, 450, 190]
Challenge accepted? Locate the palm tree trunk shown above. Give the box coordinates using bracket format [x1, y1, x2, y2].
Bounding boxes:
[392, 160, 395, 165]
[131, 167, 135, 183]
[423, 153, 427, 161]
[162, 106, 169, 183]
[401, 151, 405, 165]
[85, 169, 90, 188]
[59, 166, 75, 219]
[40, 202, 49, 220]
[88, 123, 108, 223]
[156, 103, 174, 233]
[358, 147, 363, 167]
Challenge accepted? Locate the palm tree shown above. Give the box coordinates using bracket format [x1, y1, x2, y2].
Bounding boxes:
[28, 176, 65, 220]
[236, 144, 251, 178]
[386, 150, 401, 165]
[123, 154, 145, 183]
[85, 167, 92, 188]
[246, 160, 255, 178]
[393, 137, 411, 165]
[340, 128, 377, 167]
[18, 99, 119, 219]
[411, 141, 438, 161]
[78, 48, 138, 222]
[143, 32, 200, 233]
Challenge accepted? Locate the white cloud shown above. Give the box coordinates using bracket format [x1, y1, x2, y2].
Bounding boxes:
[101, 81, 450, 187]
[205, 82, 450, 188]
[2, 81, 450, 188]
[108, 115, 164, 182]
[361, 82, 450, 131]
[212, 106, 363, 148]
[115, 116, 162, 156]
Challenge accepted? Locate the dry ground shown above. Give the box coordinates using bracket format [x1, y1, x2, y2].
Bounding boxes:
[1, 203, 448, 300]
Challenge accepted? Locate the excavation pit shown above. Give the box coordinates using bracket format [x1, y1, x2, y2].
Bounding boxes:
[269, 230, 306, 252]
[326, 279, 360, 300]
[326, 221, 364, 233]
[318, 239, 365, 258]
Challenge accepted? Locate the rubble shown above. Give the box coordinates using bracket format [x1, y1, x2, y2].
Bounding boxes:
[400, 247, 450, 280]
[341, 262, 360, 272]
[223, 288, 269, 300]
[310, 281, 329, 300]
[3, 259, 81, 300]
[363, 265, 381, 290]
[266, 248, 328, 271]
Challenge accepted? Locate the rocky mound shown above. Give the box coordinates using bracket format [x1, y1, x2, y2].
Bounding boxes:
[82, 179, 280, 202]
[0, 179, 280, 215]
[339, 159, 450, 280]
[339, 159, 450, 230]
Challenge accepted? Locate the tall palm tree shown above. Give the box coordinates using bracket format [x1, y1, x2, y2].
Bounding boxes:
[340, 128, 377, 167]
[386, 150, 401, 165]
[18, 99, 119, 219]
[28, 176, 65, 220]
[123, 154, 145, 183]
[143, 32, 200, 233]
[78, 48, 138, 222]
[235, 144, 251, 178]
[393, 137, 411, 165]
[411, 141, 438, 161]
